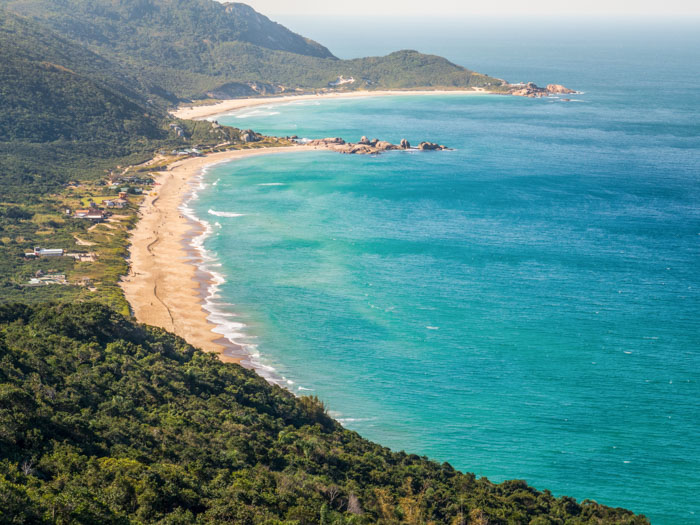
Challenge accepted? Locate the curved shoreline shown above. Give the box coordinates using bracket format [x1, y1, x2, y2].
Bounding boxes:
[120, 146, 314, 364]
[172, 88, 494, 120]
[125, 90, 488, 367]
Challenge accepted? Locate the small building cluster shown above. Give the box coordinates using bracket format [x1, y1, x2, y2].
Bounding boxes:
[109, 177, 151, 189]
[74, 208, 107, 221]
[171, 148, 203, 156]
[25, 270, 67, 286]
[25, 247, 64, 258]
[24, 247, 98, 262]
[72, 193, 133, 220]
[103, 198, 128, 209]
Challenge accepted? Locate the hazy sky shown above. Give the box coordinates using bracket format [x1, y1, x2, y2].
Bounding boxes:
[236, 0, 700, 17]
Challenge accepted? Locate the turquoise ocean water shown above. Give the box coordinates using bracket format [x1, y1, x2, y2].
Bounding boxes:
[191, 20, 699, 523]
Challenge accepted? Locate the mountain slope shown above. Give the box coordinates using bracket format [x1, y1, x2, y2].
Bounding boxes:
[0, 10, 166, 142]
[0, 0, 506, 99]
[2, 0, 334, 59]
[0, 302, 649, 524]
[0, 10, 249, 194]
[0, 10, 173, 191]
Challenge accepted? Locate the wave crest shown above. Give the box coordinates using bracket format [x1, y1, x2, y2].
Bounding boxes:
[208, 209, 245, 217]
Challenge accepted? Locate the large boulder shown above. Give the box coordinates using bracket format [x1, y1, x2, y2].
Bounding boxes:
[418, 142, 446, 151]
[374, 141, 398, 151]
[306, 137, 346, 147]
[546, 84, 576, 94]
[510, 82, 576, 97]
[349, 144, 375, 154]
[400, 139, 411, 149]
[241, 129, 261, 143]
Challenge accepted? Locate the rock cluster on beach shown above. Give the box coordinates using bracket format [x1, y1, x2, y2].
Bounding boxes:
[509, 82, 578, 98]
[302, 136, 448, 155]
[240, 129, 261, 143]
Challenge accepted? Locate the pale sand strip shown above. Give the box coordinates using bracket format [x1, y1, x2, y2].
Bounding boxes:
[172, 88, 493, 120]
[120, 145, 314, 363]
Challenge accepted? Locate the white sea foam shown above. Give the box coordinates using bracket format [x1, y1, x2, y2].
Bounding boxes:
[426, 326, 440, 330]
[286, 101, 321, 107]
[336, 417, 377, 425]
[235, 108, 280, 119]
[179, 163, 309, 392]
[257, 182, 286, 186]
[208, 209, 245, 217]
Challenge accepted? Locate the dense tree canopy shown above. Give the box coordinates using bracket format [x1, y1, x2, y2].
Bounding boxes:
[0, 303, 649, 524]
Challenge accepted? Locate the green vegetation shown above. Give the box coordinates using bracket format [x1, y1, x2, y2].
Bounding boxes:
[0, 3, 637, 522]
[0, 10, 252, 192]
[0, 0, 507, 100]
[0, 9, 164, 194]
[0, 302, 649, 524]
[0, 10, 292, 307]
[0, 135, 288, 310]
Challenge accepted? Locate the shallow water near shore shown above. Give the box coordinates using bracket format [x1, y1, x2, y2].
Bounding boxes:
[193, 23, 700, 524]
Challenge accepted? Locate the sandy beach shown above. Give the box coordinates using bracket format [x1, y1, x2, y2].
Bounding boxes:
[125, 89, 490, 364]
[172, 88, 492, 120]
[120, 145, 313, 363]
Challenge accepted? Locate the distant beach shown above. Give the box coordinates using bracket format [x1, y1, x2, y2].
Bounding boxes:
[172, 88, 492, 120]
[120, 146, 313, 363]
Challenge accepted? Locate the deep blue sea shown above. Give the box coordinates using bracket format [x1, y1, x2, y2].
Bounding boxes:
[192, 19, 700, 523]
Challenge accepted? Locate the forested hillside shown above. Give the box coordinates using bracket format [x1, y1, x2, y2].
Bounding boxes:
[0, 10, 170, 191]
[0, 0, 507, 99]
[0, 303, 649, 524]
[0, 9, 258, 193]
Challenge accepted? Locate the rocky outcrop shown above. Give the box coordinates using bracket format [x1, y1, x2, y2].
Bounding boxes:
[240, 129, 261, 143]
[305, 137, 345, 147]
[302, 136, 448, 155]
[546, 84, 576, 94]
[418, 142, 448, 151]
[510, 82, 546, 98]
[509, 82, 578, 98]
[375, 141, 395, 150]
